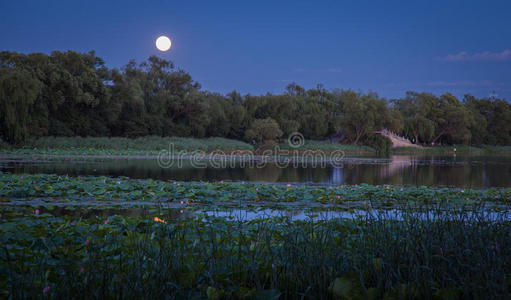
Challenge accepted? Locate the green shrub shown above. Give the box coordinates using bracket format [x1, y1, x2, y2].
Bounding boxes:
[361, 134, 392, 156]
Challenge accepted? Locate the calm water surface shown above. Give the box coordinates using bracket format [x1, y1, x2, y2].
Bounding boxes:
[1, 155, 510, 188]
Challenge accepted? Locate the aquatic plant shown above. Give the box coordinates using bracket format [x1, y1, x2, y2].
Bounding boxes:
[1, 173, 509, 208]
[0, 208, 510, 298]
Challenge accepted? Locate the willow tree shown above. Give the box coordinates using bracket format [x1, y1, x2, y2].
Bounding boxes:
[403, 116, 435, 144]
[0, 68, 41, 144]
[244, 118, 283, 147]
[338, 91, 390, 144]
[428, 93, 471, 145]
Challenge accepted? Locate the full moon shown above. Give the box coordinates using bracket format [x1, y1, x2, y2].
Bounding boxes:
[155, 36, 171, 52]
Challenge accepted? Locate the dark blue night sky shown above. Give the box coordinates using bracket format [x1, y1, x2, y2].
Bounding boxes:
[1, 0, 510, 100]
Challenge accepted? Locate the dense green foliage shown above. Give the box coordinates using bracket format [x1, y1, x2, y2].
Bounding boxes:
[244, 118, 283, 147]
[359, 134, 392, 156]
[1, 50, 510, 146]
[1, 179, 510, 298]
[1, 212, 511, 299]
[0, 68, 41, 143]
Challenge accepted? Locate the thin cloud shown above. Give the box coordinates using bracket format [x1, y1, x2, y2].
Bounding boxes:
[326, 68, 342, 73]
[295, 67, 342, 73]
[426, 80, 496, 87]
[438, 49, 511, 62]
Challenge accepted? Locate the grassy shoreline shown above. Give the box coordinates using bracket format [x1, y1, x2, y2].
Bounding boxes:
[0, 136, 376, 156]
[394, 145, 511, 155]
[2, 136, 511, 157]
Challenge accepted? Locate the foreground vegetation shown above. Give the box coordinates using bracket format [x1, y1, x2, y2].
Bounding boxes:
[1, 205, 510, 298]
[1, 172, 510, 298]
[1, 51, 511, 148]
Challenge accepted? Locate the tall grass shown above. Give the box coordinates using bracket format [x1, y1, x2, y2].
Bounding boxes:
[278, 140, 375, 154]
[478, 145, 511, 154]
[1, 206, 510, 299]
[393, 145, 511, 155]
[3, 136, 510, 156]
[14, 136, 254, 154]
[8, 137, 377, 155]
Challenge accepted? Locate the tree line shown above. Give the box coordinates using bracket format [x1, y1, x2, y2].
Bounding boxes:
[1, 50, 510, 146]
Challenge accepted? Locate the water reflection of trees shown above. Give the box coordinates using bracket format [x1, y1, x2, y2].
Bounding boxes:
[3, 156, 511, 188]
[327, 156, 501, 188]
[244, 165, 282, 182]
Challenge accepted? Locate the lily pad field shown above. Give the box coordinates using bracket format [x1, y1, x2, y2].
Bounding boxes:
[0, 172, 511, 299]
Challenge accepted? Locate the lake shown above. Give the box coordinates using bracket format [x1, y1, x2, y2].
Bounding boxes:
[1, 154, 510, 188]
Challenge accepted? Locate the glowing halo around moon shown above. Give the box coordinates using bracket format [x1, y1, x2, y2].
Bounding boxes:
[155, 36, 171, 52]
